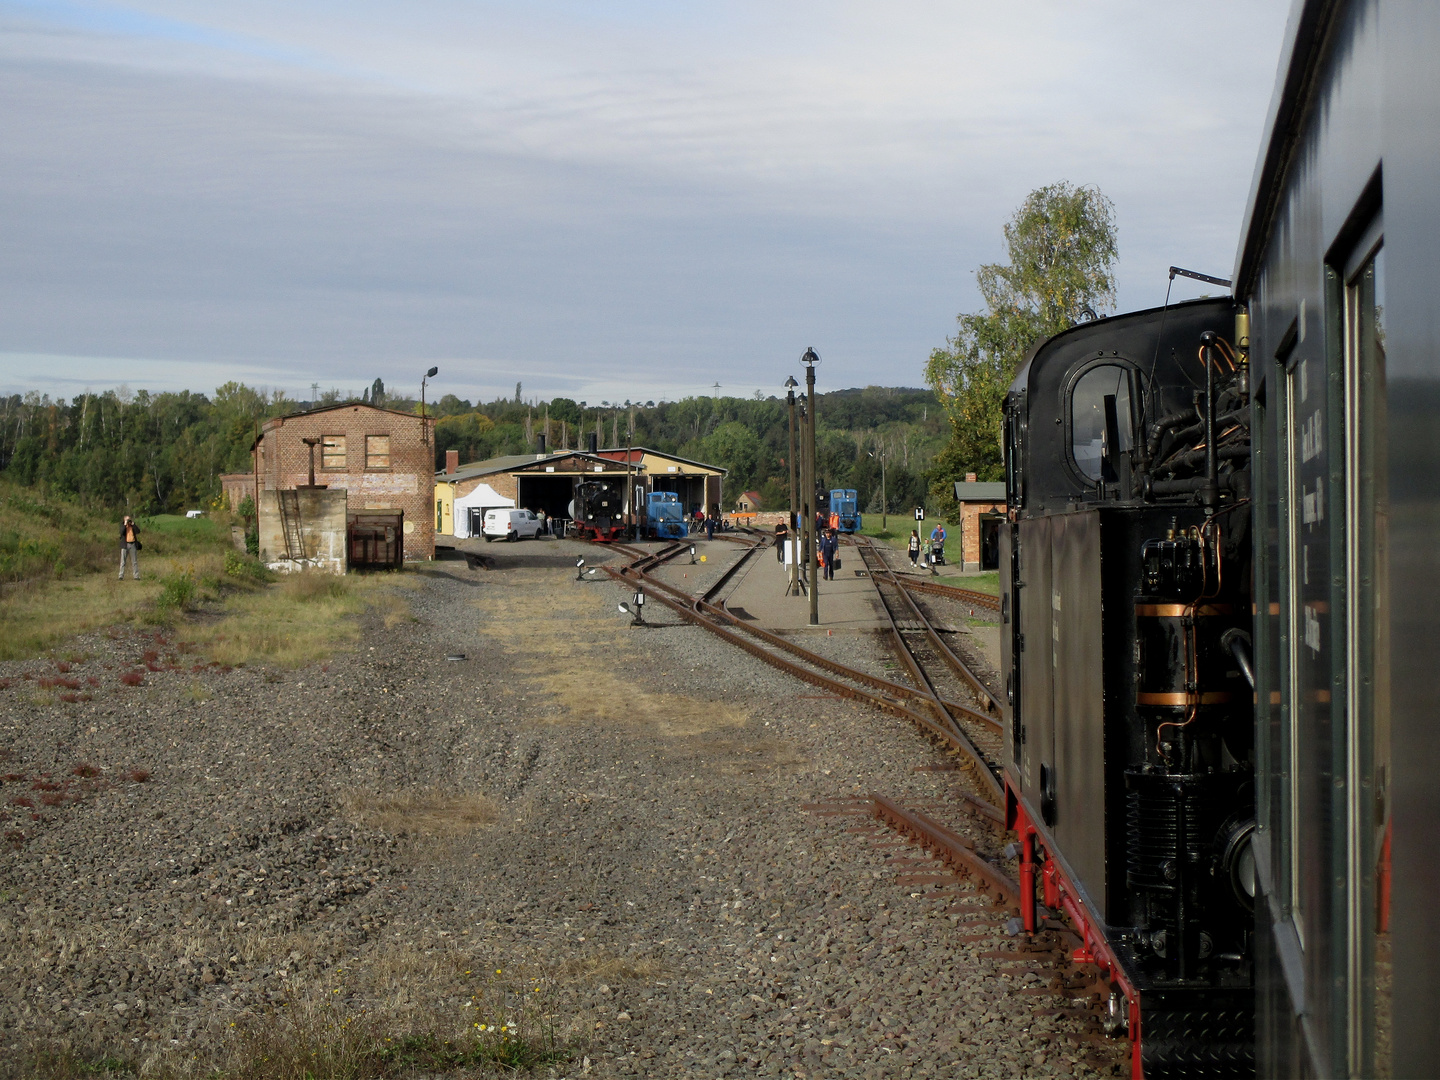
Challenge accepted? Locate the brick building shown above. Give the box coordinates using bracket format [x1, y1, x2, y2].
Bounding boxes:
[252, 403, 435, 570]
[951, 476, 1006, 572]
[219, 473, 255, 512]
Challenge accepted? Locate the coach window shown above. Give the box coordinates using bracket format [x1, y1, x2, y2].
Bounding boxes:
[1069, 363, 1134, 482]
[1343, 229, 1388, 1076]
[321, 435, 346, 470]
[365, 435, 391, 471]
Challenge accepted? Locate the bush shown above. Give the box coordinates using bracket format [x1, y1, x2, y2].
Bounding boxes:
[224, 550, 273, 583]
[156, 572, 197, 611]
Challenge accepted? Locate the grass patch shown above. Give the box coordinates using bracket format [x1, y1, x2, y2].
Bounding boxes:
[175, 571, 368, 668]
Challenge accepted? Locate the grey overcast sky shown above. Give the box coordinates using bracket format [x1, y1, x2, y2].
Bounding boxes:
[0, 0, 1292, 405]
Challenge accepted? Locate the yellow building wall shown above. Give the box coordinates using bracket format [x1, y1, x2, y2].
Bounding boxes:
[434, 482, 455, 536]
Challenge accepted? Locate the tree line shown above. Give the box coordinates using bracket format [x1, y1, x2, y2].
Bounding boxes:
[0, 182, 1119, 521]
[0, 379, 950, 519]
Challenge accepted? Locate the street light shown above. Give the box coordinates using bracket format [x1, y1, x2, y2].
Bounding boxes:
[421, 366, 439, 445]
[868, 441, 888, 530]
[784, 376, 800, 596]
[800, 348, 820, 626]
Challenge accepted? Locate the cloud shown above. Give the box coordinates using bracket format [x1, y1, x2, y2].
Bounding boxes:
[0, 0, 1291, 403]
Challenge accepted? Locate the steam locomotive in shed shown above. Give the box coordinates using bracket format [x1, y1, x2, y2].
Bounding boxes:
[570, 478, 627, 541]
[998, 2, 1440, 1075]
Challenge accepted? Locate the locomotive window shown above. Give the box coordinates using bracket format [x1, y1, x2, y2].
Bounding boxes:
[1070, 365, 1134, 481]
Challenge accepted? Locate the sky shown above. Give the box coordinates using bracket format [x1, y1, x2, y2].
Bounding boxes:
[0, 0, 1294, 406]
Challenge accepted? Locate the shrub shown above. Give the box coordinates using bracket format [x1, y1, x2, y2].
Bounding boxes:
[156, 572, 197, 611]
[224, 550, 273, 583]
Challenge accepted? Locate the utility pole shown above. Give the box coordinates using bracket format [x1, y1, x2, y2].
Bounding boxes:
[801, 348, 820, 626]
[785, 376, 800, 596]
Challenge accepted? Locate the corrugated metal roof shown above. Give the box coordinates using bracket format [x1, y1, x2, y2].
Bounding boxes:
[953, 481, 1006, 502]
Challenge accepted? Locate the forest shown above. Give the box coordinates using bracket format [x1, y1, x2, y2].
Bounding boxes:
[0, 379, 960, 520]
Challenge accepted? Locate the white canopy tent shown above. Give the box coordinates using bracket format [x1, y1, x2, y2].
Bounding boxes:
[452, 483, 516, 538]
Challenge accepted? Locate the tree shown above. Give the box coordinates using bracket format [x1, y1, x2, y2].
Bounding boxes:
[925, 182, 1117, 501]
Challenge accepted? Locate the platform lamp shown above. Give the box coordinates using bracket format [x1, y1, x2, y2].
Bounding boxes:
[800, 348, 820, 626]
[420, 366, 439, 445]
[785, 375, 800, 596]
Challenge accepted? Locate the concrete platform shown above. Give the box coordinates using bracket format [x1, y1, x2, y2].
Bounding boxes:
[717, 542, 885, 632]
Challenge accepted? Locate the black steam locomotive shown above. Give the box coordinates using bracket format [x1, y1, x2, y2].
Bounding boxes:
[1001, 299, 1256, 1077]
[997, 2, 1440, 1075]
[571, 478, 627, 541]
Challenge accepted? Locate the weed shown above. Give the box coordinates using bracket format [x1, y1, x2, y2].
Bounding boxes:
[128, 769, 150, 783]
[155, 570, 197, 613]
[54, 660, 72, 673]
[224, 549, 274, 584]
[118, 671, 145, 687]
[187, 682, 211, 704]
[71, 764, 100, 778]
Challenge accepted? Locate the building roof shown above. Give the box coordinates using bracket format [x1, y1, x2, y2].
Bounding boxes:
[438, 445, 728, 481]
[436, 453, 544, 483]
[597, 446, 728, 475]
[953, 481, 1006, 502]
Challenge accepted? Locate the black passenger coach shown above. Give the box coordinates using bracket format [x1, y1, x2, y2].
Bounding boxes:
[999, 1, 1440, 1075]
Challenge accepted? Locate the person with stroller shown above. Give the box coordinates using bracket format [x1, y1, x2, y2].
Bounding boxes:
[908, 529, 921, 567]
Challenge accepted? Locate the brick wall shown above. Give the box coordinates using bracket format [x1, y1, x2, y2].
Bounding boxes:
[219, 473, 255, 512]
[257, 404, 435, 562]
[959, 501, 1005, 569]
[455, 473, 518, 502]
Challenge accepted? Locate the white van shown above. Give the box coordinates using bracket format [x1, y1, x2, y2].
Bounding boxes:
[482, 508, 543, 542]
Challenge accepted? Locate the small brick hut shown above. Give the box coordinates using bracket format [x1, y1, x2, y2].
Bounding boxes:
[952, 476, 1007, 571]
[252, 403, 435, 570]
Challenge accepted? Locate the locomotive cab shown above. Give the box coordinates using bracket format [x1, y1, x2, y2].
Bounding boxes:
[1002, 297, 1257, 1076]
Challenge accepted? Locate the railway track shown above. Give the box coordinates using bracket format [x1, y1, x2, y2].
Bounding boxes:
[594, 534, 1006, 808]
[590, 533, 1123, 1067]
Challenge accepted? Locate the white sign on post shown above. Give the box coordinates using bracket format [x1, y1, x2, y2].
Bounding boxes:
[914, 507, 925, 521]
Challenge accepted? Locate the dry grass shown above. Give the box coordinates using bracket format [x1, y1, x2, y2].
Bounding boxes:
[175, 571, 398, 668]
[556, 949, 665, 985]
[340, 787, 499, 837]
[473, 569, 750, 736]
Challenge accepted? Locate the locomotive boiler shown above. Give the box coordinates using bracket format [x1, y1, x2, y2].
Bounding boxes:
[1001, 298, 1256, 1077]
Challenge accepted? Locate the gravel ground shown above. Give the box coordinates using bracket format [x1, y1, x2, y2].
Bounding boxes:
[0, 537, 1124, 1078]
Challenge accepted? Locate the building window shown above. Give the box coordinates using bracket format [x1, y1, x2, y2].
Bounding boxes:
[365, 435, 390, 470]
[322, 435, 346, 470]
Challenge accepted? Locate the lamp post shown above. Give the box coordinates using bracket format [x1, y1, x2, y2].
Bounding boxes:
[785, 375, 800, 596]
[801, 348, 820, 626]
[420, 366, 439, 446]
[868, 440, 887, 530]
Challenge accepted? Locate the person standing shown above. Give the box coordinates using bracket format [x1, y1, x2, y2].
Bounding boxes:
[118, 515, 140, 580]
[705, 506, 716, 541]
[820, 528, 838, 581]
[774, 520, 788, 563]
[908, 529, 921, 567]
[537, 508, 548, 537]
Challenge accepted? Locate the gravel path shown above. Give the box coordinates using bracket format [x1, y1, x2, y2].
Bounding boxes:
[0, 538, 1124, 1078]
